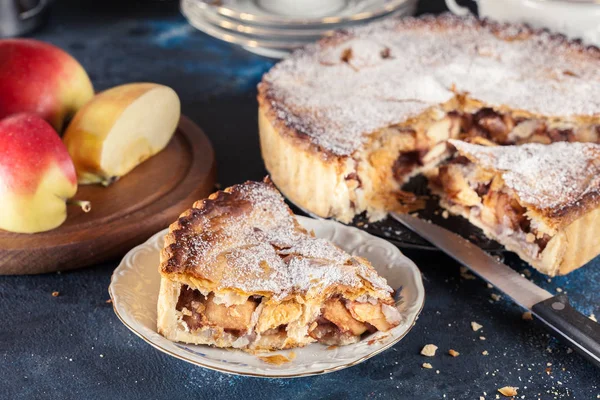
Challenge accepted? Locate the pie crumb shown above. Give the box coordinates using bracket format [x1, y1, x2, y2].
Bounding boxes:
[471, 321, 483, 331]
[490, 294, 501, 302]
[486, 283, 493, 289]
[105, 299, 112, 304]
[590, 314, 597, 322]
[51, 291, 60, 297]
[441, 210, 449, 219]
[421, 344, 438, 357]
[422, 362, 433, 369]
[479, 336, 486, 340]
[522, 312, 533, 320]
[482, 350, 489, 356]
[460, 266, 476, 280]
[448, 349, 460, 357]
[258, 352, 296, 365]
[498, 387, 518, 397]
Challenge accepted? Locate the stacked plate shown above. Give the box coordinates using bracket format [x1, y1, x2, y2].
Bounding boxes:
[180, 0, 418, 58]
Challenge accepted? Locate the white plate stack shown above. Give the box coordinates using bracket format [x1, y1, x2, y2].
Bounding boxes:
[181, 0, 418, 58]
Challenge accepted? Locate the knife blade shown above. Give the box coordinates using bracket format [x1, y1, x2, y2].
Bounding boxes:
[391, 212, 600, 367]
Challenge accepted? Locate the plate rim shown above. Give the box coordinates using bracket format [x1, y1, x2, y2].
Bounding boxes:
[184, 0, 414, 27]
[109, 216, 425, 378]
[180, 0, 416, 57]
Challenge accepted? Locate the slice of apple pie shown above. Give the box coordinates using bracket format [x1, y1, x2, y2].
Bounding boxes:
[429, 140, 600, 276]
[157, 179, 401, 350]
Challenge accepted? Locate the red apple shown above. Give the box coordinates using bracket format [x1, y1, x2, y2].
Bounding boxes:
[0, 39, 94, 132]
[0, 114, 86, 233]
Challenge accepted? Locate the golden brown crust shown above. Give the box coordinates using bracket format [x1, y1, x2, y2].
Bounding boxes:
[257, 14, 600, 160]
[157, 180, 403, 349]
[159, 178, 394, 299]
[160, 177, 297, 277]
[258, 14, 600, 225]
[448, 140, 600, 232]
[531, 189, 600, 230]
[430, 141, 600, 275]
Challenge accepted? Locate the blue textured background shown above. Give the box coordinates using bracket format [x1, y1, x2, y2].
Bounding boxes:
[1, 1, 598, 398]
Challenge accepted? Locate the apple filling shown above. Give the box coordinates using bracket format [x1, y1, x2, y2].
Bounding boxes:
[431, 157, 552, 259]
[175, 285, 400, 347]
[391, 107, 600, 185]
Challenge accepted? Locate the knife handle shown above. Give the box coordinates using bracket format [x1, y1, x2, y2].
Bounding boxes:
[532, 294, 600, 368]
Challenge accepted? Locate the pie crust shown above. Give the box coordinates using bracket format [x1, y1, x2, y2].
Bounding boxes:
[258, 14, 600, 224]
[157, 179, 401, 350]
[429, 140, 600, 276]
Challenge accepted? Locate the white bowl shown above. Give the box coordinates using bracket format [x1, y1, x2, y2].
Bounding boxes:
[109, 215, 425, 377]
[446, 0, 600, 46]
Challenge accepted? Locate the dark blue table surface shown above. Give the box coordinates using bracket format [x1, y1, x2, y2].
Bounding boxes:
[1, 1, 599, 399]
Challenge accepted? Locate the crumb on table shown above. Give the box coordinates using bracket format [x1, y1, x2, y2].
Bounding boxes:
[421, 344, 438, 357]
[498, 386, 518, 397]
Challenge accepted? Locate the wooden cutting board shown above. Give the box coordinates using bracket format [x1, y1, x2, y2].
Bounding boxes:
[0, 115, 216, 275]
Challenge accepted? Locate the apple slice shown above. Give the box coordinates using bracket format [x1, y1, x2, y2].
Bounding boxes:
[0, 114, 88, 233]
[63, 83, 180, 185]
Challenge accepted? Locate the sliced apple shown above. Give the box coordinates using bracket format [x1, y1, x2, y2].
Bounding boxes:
[322, 298, 368, 336]
[346, 301, 395, 332]
[0, 114, 86, 233]
[63, 83, 180, 185]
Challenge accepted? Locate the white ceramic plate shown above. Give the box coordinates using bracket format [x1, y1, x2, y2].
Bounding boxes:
[189, 0, 413, 26]
[180, 0, 417, 58]
[109, 216, 425, 377]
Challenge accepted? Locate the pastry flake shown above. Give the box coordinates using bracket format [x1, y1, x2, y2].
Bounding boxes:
[157, 179, 402, 350]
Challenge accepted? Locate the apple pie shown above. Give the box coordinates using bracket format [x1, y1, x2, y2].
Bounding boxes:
[258, 14, 600, 224]
[157, 179, 401, 350]
[428, 140, 600, 276]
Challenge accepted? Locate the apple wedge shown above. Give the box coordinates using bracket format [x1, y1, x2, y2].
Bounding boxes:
[0, 114, 89, 234]
[63, 83, 180, 185]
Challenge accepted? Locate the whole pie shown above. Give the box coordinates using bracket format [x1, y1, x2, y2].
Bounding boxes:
[258, 14, 600, 224]
[429, 140, 600, 276]
[157, 179, 401, 350]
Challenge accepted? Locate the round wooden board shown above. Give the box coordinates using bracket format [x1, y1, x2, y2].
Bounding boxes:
[0, 116, 216, 275]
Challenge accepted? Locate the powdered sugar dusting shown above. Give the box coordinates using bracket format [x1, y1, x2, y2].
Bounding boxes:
[286, 258, 362, 294]
[450, 140, 600, 210]
[170, 181, 393, 298]
[278, 237, 351, 264]
[261, 15, 600, 156]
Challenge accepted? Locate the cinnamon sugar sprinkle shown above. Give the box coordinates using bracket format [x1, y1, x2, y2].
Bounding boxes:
[450, 140, 600, 210]
[261, 15, 600, 156]
[166, 181, 393, 299]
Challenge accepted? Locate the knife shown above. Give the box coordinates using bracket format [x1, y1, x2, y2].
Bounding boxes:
[391, 212, 600, 368]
